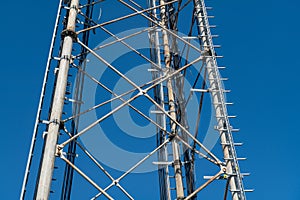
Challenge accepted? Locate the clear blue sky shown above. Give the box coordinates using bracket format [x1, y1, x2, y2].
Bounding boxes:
[0, 0, 300, 199]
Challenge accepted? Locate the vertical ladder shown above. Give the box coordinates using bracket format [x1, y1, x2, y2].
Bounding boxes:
[193, 0, 247, 199]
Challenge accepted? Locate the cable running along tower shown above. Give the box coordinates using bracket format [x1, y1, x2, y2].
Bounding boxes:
[21, 0, 251, 199]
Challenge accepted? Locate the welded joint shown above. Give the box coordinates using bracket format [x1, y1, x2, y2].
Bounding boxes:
[113, 180, 119, 186]
[169, 100, 175, 107]
[55, 144, 64, 157]
[220, 165, 227, 173]
[169, 131, 176, 141]
[138, 89, 147, 96]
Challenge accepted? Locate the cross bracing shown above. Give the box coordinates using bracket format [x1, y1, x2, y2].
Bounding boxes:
[21, 0, 251, 199]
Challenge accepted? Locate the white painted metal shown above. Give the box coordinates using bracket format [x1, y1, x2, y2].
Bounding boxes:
[160, 0, 184, 199]
[148, 0, 171, 199]
[22, 0, 249, 199]
[35, 0, 79, 199]
[193, 0, 246, 199]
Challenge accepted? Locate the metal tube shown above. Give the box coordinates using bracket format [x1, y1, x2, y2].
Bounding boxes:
[35, 0, 79, 199]
[148, 0, 171, 198]
[93, 139, 170, 199]
[184, 171, 223, 200]
[77, 0, 179, 34]
[60, 155, 113, 200]
[118, 0, 202, 54]
[160, 0, 185, 198]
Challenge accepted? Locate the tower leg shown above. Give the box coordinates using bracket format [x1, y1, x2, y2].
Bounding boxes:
[35, 0, 79, 199]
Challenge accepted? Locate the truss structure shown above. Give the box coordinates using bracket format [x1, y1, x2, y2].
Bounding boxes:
[21, 0, 251, 199]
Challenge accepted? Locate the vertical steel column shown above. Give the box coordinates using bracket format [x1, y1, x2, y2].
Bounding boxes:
[193, 0, 246, 199]
[160, 0, 185, 199]
[35, 0, 79, 199]
[148, 0, 171, 199]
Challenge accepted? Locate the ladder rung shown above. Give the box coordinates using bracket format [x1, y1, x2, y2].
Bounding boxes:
[148, 68, 159, 72]
[196, 15, 215, 18]
[224, 157, 247, 161]
[182, 36, 198, 40]
[231, 189, 254, 192]
[203, 45, 221, 48]
[241, 173, 251, 176]
[150, 110, 166, 114]
[209, 78, 228, 81]
[41, 120, 50, 124]
[183, 35, 219, 40]
[196, 7, 213, 10]
[65, 98, 84, 104]
[191, 88, 230, 93]
[152, 161, 172, 165]
[210, 89, 231, 93]
[205, 55, 224, 58]
[199, 35, 219, 38]
[198, 25, 217, 28]
[228, 172, 251, 177]
[206, 66, 226, 69]
[228, 115, 237, 118]
[216, 115, 237, 118]
[221, 142, 243, 146]
[190, 88, 208, 93]
[216, 128, 240, 132]
[213, 102, 234, 105]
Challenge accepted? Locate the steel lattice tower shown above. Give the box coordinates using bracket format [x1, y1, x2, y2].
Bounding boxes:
[21, 0, 252, 199]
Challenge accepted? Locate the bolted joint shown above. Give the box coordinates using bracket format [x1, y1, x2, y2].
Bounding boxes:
[49, 118, 60, 126]
[61, 29, 77, 42]
[48, 118, 65, 130]
[113, 180, 119, 186]
[173, 159, 182, 167]
[169, 131, 176, 141]
[55, 145, 64, 157]
[219, 173, 229, 180]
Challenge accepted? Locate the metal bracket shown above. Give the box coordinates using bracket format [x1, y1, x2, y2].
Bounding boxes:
[65, 97, 84, 104]
[55, 145, 64, 157]
[61, 29, 77, 41]
[49, 119, 60, 125]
